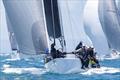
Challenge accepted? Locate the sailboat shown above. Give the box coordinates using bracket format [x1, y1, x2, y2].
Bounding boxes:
[3, 0, 50, 58]
[44, 0, 83, 74]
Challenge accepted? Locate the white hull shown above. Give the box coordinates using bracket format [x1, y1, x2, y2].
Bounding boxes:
[104, 53, 120, 60]
[45, 54, 82, 74]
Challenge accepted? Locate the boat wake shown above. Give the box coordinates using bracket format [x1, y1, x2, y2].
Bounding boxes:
[81, 67, 120, 75]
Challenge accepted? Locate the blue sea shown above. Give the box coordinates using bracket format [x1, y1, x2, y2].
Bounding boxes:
[0, 53, 120, 80]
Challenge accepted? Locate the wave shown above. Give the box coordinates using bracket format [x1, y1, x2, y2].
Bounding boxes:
[81, 67, 120, 75]
[0, 53, 10, 56]
[2, 67, 47, 75]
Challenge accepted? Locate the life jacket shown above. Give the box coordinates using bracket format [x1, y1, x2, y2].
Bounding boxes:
[90, 60, 96, 64]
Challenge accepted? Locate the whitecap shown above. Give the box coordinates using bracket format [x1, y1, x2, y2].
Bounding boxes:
[2, 64, 11, 68]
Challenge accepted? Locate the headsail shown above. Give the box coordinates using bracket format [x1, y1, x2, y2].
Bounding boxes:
[57, 0, 92, 52]
[83, 0, 110, 55]
[98, 0, 120, 51]
[3, 0, 49, 55]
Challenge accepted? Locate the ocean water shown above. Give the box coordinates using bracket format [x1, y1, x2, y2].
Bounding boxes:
[0, 54, 120, 80]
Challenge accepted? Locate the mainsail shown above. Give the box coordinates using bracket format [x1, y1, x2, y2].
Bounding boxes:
[3, 0, 49, 55]
[43, 0, 65, 51]
[98, 0, 120, 51]
[0, 0, 12, 54]
[84, 0, 110, 55]
[43, 0, 61, 39]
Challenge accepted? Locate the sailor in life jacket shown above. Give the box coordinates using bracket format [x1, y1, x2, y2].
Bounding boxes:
[50, 43, 57, 59]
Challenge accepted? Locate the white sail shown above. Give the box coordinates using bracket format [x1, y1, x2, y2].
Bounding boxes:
[3, 0, 49, 55]
[58, 0, 92, 52]
[84, 0, 110, 55]
[98, 0, 120, 52]
[0, 0, 12, 54]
